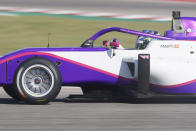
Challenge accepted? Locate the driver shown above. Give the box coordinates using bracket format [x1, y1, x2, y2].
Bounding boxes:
[135, 30, 159, 49]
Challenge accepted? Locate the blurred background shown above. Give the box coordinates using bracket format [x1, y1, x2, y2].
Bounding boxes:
[0, 0, 195, 54]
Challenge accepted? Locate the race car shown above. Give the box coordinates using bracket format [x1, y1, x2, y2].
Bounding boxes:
[2, 11, 196, 104]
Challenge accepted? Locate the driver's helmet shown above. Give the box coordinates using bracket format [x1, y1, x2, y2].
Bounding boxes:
[135, 30, 159, 49]
[110, 38, 124, 49]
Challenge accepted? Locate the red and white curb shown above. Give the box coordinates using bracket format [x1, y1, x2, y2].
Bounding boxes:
[0, 7, 171, 21]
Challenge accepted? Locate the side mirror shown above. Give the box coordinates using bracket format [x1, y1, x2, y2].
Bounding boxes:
[81, 40, 94, 48]
[103, 40, 108, 47]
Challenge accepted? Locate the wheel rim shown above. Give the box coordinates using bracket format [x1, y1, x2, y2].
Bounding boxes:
[21, 64, 55, 97]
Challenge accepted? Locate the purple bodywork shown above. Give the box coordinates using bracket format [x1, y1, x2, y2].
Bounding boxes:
[165, 17, 196, 40]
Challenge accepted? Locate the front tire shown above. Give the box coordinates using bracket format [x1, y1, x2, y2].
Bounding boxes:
[3, 85, 22, 101]
[13, 58, 62, 104]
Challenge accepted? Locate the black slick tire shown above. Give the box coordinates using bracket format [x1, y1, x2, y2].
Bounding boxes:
[3, 85, 22, 101]
[13, 57, 62, 104]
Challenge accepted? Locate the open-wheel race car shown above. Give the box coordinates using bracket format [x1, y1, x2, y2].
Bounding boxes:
[2, 11, 196, 104]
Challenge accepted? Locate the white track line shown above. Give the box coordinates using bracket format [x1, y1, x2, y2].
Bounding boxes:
[0, 12, 18, 16]
[15, 8, 50, 13]
[45, 10, 82, 15]
[79, 12, 119, 17]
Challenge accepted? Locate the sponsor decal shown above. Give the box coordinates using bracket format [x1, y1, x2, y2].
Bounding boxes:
[160, 44, 179, 48]
[140, 55, 150, 59]
[36, 99, 47, 102]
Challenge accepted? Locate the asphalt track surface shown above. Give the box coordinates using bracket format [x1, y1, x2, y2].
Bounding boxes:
[0, 0, 196, 17]
[0, 87, 196, 131]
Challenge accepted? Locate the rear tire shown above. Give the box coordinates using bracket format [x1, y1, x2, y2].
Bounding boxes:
[13, 58, 62, 104]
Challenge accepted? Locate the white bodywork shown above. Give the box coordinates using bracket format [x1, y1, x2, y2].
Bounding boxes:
[47, 40, 196, 87]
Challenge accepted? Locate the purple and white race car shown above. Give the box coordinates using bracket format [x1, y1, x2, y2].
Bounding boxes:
[2, 11, 196, 104]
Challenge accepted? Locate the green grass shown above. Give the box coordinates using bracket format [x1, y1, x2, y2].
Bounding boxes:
[0, 15, 170, 55]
